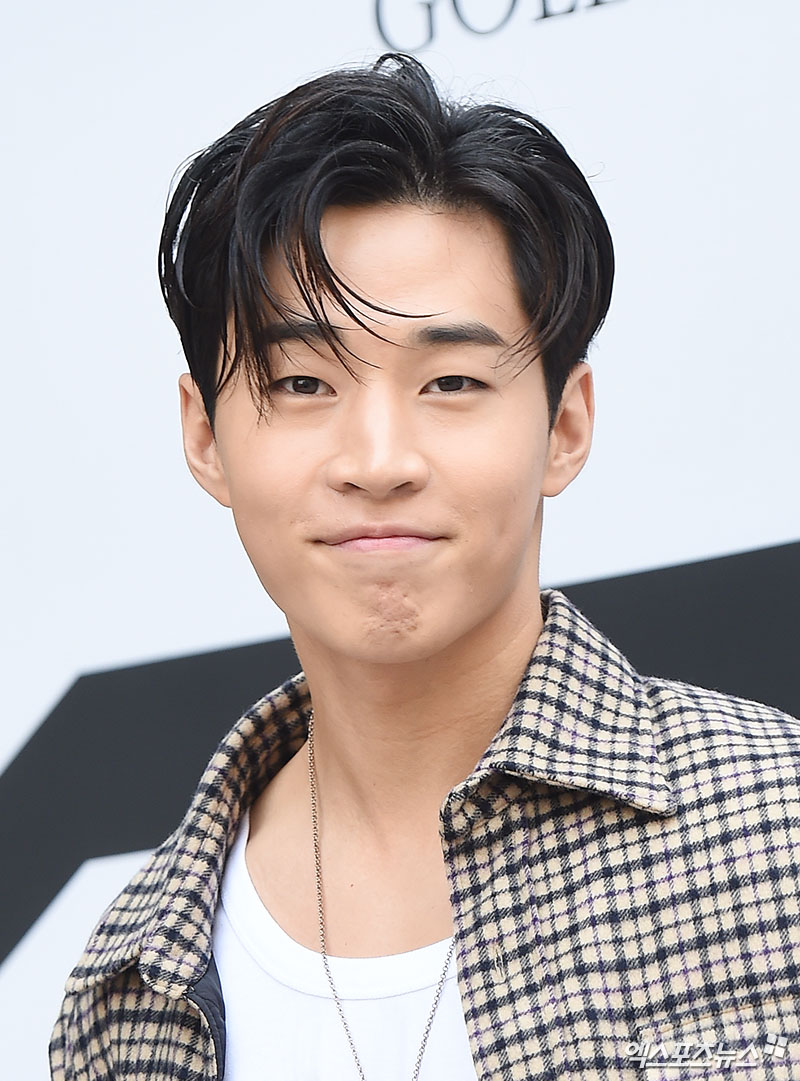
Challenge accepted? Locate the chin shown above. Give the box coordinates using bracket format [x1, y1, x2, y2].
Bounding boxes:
[341, 639, 443, 667]
[309, 613, 450, 667]
[340, 620, 432, 666]
[286, 583, 481, 665]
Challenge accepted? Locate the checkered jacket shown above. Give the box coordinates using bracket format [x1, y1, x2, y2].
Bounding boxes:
[50, 590, 800, 1079]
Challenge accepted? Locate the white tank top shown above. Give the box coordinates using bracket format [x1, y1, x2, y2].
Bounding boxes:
[211, 807, 479, 1081]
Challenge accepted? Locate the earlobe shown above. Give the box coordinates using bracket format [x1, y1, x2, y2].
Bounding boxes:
[178, 373, 232, 507]
[541, 363, 594, 498]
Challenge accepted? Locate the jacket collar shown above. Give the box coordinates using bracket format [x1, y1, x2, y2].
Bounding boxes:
[65, 589, 677, 999]
[472, 589, 678, 818]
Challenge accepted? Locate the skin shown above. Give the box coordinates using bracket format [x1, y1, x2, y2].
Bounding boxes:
[179, 201, 594, 956]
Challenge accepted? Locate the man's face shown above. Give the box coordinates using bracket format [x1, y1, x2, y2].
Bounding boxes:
[181, 202, 592, 666]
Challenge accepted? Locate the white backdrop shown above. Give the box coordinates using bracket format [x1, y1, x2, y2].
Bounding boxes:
[2, 0, 799, 1071]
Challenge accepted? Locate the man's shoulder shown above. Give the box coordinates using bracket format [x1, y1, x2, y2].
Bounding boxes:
[546, 587, 798, 746]
[637, 673, 800, 834]
[60, 670, 311, 999]
[643, 672, 800, 748]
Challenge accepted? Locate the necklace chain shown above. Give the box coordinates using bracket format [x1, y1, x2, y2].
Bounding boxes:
[307, 709, 457, 1081]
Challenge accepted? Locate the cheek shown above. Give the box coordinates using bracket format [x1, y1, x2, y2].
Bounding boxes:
[224, 458, 297, 578]
[458, 424, 549, 533]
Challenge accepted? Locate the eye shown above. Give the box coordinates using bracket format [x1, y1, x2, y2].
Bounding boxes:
[271, 376, 334, 396]
[423, 375, 487, 394]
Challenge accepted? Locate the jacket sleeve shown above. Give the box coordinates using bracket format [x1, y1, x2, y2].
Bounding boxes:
[49, 984, 120, 1081]
[48, 968, 219, 1081]
[49, 991, 76, 1081]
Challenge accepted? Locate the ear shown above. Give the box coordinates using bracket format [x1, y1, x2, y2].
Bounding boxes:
[541, 362, 594, 498]
[178, 373, 232, 507]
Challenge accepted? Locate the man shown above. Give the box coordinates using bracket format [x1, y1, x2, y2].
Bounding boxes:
[51, 53, 800, 1080]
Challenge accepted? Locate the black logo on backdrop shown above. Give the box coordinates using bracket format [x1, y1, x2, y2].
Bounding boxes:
[376, 0, 624, 51]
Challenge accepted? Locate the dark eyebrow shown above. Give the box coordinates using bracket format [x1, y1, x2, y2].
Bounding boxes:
[408, 321, 507, 348]
[261, 319, 332, 345]
[261, 318, 507, 349]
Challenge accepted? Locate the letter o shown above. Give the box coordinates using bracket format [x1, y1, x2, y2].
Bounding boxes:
[375, 0, 437, 50]
[451, 0, 519, 35]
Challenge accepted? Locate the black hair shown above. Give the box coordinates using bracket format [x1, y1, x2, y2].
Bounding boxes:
[158, 53, 614, 428]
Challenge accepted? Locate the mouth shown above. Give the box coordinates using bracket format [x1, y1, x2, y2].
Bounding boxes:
[318, 523, 445, 548]
[328, 535, 439, 553]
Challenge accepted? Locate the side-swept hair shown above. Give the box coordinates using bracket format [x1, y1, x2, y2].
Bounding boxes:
[159, 53, 614, 428]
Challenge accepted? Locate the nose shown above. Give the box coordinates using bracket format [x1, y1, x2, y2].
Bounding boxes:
[324, 387, 430, 498]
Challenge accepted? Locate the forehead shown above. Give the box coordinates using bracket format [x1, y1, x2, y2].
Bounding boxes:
[264, 201, 528, 342]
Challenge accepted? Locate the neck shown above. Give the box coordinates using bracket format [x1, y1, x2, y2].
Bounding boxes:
[288, 588, 545, 834]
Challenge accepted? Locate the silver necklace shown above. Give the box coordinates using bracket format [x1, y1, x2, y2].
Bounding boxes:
[306, 710, 457, 1081]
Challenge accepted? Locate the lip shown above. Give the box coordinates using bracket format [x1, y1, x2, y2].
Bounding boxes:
[319, 523, 445, 545]
[331, 536, 437, 552]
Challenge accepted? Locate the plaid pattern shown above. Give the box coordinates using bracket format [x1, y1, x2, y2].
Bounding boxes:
[50, 590, 800, 1079]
